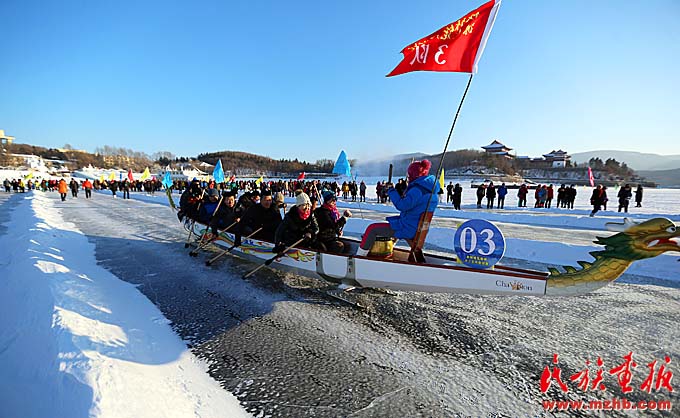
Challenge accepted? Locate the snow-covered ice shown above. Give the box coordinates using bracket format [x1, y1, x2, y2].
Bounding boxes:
[0, 192, 249, 418]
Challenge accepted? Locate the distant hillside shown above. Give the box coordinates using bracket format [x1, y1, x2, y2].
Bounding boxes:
[196, 151, 333, 175]
[636, 168, 680, 187]
[571, 150, 680, 171]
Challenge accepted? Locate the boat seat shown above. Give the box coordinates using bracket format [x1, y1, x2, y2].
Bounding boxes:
[407, 211, 434, 263]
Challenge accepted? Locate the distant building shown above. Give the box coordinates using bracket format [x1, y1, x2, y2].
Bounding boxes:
[542, 149, 571, 168]
[481, 140, 513, 159]
[0, 129, 15, 145]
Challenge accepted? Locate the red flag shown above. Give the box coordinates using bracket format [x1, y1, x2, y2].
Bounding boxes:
[588, 167, 595, 187]
[127, 169, 134, 182]
[297, 172, 305, 180]
[387, 0, 501, 77]
[229, 175, 236, 183]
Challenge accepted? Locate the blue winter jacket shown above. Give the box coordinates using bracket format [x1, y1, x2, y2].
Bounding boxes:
[386, 175, 439, 239]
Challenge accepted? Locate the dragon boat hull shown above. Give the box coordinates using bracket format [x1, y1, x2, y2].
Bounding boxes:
[189, 222, 552, 296]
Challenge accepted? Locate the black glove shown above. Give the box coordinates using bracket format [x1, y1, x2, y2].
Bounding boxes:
[303, 232, 313, 242]
[272, 244, 284, 253]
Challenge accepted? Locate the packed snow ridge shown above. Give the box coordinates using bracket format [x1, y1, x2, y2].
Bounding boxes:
[0, 192, 249, 418]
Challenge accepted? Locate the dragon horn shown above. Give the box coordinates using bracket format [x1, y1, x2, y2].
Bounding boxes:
[604, 217, 640, 232]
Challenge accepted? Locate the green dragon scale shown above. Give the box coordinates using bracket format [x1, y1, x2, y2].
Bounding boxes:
[545, 218, 680, 296]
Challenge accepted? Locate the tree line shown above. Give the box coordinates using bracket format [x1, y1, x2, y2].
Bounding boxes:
[196, 151, 334, 175]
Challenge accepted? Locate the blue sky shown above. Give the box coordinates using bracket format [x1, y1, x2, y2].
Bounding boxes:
[1, 0, 679, 163]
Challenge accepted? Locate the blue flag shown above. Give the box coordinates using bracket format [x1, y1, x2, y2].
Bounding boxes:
[332, 150, 351, 177]
[213, 159, 225, 183]
[161, 171, 173, 188]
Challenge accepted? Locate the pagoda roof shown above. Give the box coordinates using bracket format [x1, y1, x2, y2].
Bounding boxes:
[543, 149, 570, 158]
[481, 140, 512, 150]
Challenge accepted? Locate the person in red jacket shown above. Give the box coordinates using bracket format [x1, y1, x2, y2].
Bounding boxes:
[546, 184, 554, 208]
[83, 179, 93, 199]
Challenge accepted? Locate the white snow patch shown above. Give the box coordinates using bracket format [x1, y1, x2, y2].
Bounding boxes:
[0, 192, 250, 418]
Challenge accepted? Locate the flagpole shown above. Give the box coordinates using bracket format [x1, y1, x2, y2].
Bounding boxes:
[409, 73, 474, 260]
[433, 73, 473, 186]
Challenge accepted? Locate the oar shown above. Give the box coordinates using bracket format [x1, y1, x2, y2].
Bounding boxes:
[206, 227, 263, 266]
[189, 195, 225, 255]
[242, 237, 306, 280]
[189, 215, 237, 257]
[184, 219, 197, 248]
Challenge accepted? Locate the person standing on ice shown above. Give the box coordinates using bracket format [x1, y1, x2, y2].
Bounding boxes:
[452, 183, 462, 210]
[69, 178, 79, 198]
[567, 185, 577, 209]
[589, 185, 607, 217]
[546, 185, 554, 208]
[109, 180, 118, 198]
[355, 160, 439, 257]
[359, 181, 366, 202]
[497, 183, 507, 209]
[617, 184, 632, 213]
[58, 178, 68, 201]
[83, 179, 93, 199]
[476, 184, 485, 208]
[635, 185, 643, 207]
[485, 182, 496, 209]
[517, 184, 528, 207]
[122, 179, 131, 199]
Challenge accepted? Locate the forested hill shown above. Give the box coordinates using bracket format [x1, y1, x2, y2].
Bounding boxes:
[197, 151, 334, 175]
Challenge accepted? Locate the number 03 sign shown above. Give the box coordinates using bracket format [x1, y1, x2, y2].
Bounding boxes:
[453, 219, 506, 269]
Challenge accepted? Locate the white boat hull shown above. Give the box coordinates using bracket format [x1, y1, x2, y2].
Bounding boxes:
[191, 224, 549, 296]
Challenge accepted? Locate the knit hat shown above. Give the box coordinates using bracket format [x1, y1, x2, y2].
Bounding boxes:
[407, 159, 432, 182]
[322, 190, 336, 203]
[295, 191, 311, 207]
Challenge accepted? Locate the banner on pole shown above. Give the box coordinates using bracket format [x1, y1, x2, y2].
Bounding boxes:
[387, 0, 502, 76]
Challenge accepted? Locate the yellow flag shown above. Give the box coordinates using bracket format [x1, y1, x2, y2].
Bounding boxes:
[24, 171, 34, 180]
[439, 169, 445, 190]
[108, 171, 116, 181]
[100, 174, 105, 182]
[255, 176, 264, 186]
[140, 167, 151, 181]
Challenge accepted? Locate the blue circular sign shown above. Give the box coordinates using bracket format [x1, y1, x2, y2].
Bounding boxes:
[453, 219, 506, 269]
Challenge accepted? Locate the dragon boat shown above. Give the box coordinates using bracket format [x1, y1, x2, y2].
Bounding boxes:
[183, 216, 679, 297]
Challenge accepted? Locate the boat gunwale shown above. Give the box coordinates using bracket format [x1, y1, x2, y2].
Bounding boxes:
[194, 222, 550, 282]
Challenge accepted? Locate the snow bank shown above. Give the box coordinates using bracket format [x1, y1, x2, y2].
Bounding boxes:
[0, 192, 249, 418]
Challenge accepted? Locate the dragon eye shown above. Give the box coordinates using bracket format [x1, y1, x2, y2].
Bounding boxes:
[667, 226, 677, 233]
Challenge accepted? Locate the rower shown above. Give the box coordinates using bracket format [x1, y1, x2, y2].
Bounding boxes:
[237, 189, 260, 212]
[273, 191, 318, 252]
[210, 189, 240, 234]
[355, 160, 439, 257]
[198, 187, 220, 224]
[238, 189, 282, 242]
[314, 190, 352, 253]
[179, 178, 203, 221]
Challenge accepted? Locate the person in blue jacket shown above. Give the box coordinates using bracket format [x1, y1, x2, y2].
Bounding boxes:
[355, 160, 439, 256]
